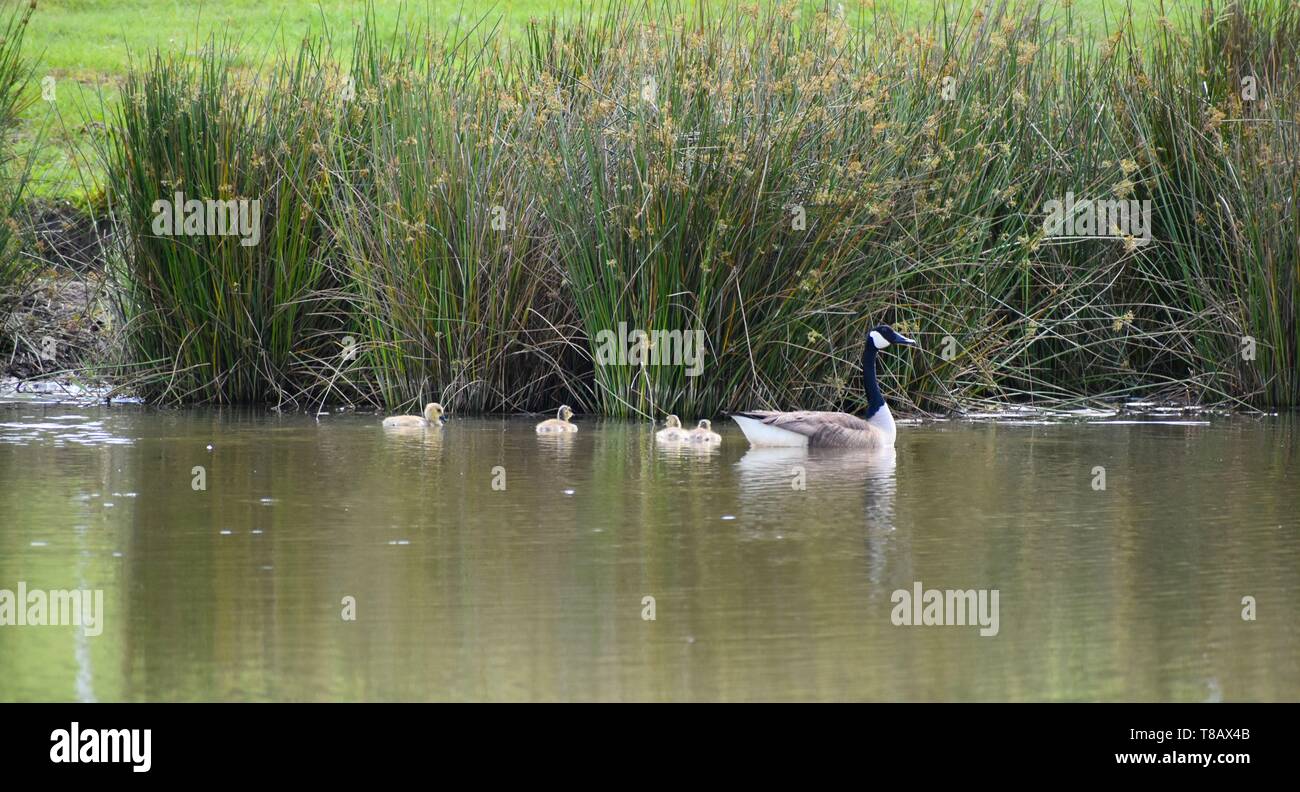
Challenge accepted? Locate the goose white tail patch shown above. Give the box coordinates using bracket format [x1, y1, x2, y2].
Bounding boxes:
[732, 415, 809, 447]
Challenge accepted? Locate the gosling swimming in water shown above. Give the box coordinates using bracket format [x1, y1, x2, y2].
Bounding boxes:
[656, 415, 688, 442]
[536, 405, 578, 434]
[382, 402, 444, 428]
[687, 419, 722, 444]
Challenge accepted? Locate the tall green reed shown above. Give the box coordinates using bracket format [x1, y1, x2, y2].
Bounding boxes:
[0, 1, 38, 348]
[1133, 0, 1299, 407]
[324, 21, 580, 414]
[100, 39, 344, 403]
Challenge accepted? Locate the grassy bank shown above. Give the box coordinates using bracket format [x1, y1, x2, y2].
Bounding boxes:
[16, 0, 1169, 202]
[81, 0, 1300, 414]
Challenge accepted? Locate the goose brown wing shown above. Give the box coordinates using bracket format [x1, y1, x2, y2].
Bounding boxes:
[733, 410, 880, 447]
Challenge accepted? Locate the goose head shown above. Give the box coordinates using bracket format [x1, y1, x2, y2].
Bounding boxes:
[423, 402, 445, 424]
[558, 405, 575, 422]
[696, 419, 712, 431]
[664, 414, 682, 429]
[868, 325, 918, 351]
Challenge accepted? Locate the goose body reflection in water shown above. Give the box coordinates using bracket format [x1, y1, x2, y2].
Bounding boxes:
[735, 443, 904, 590]
[734, 443, 896, 536]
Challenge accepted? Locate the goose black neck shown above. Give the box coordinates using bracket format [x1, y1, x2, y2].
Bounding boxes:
[862, 343, 884, 419]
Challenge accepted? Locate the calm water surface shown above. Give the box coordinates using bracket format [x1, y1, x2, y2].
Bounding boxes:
[1, 401, 1296, 701]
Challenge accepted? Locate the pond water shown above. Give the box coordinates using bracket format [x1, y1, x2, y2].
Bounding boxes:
[0, 402, 1296, 701]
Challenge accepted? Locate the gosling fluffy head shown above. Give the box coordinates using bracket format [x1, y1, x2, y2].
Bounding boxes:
[664, 415, 682, 429]
[697, 419, 712, 431]
[423, 402, 445, 424]
[558, 405, 574, 421]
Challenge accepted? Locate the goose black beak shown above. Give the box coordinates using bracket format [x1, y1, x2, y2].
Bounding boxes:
[897, 333, 918, 347]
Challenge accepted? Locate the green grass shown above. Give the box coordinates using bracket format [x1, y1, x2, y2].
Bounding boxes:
[16, 0, 1167, 202]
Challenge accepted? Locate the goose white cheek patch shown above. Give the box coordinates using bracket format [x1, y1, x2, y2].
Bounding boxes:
[870, 330, 890, 349]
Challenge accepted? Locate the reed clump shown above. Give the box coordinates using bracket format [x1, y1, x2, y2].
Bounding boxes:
[100, 40, 344, 404]
[99, 1, 1299, 412]
[324, 22, 581, 413]
[0, 2, 38, 353]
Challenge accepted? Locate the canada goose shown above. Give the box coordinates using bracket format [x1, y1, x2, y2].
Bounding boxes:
[687, 419, 722, 444]
[656, 414, 688, 442]
[732, 325, 917, 448]
[536, 405, 578, 434]
[382, 402, 444, 428]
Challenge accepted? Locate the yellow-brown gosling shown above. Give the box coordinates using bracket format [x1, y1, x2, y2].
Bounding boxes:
[536, 405, 578, 434]
[687, 419, 722, 444]
[655, 414, 688, 442]
[382, 402, 444, 428]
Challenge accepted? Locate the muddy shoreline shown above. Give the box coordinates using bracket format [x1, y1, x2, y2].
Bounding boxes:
[2, 201, 114, 382]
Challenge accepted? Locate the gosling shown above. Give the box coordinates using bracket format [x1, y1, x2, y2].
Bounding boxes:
[655, 414, 688, 442]
[687, 419, 722, 444]
[382, 402, 444, 428]
[536, 405, 578, 434]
